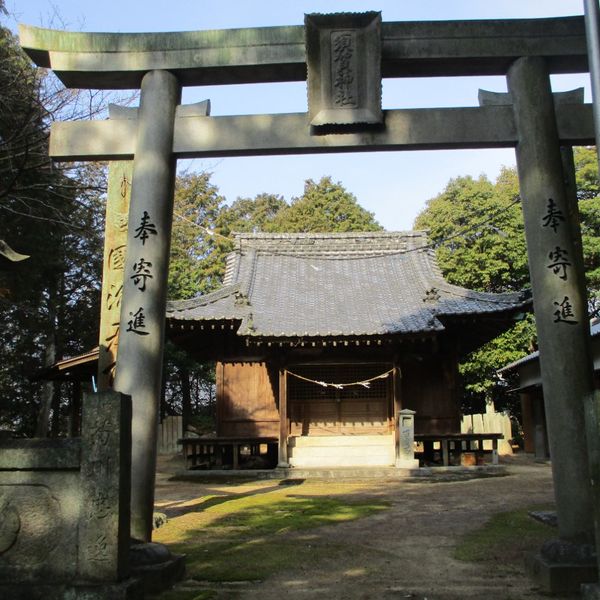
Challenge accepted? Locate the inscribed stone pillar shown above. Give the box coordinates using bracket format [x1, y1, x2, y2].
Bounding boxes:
[79, 391, 131, 582]
[98, 161, 132, 391]
[507, 56, 595, 541]
[113, 70, 181, 542]
[396, 409, 418, 469]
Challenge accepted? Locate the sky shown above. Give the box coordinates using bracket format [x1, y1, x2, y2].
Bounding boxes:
[9, 0, 592, 231]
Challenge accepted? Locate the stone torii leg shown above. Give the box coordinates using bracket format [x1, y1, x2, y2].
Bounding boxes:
[508, 56, 596, 574]
[114, 69, 181, 542]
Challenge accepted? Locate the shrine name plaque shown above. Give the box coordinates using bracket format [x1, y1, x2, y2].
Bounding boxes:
[305, 12, 383, 129]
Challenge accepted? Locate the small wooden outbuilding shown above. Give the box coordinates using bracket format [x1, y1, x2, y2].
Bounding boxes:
[167, 232, 530, 468]
[498, 320, 600, 461]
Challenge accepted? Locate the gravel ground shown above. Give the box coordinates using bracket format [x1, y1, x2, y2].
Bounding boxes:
[154, 454, 559, 600]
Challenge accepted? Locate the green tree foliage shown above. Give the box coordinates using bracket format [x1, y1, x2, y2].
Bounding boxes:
[168, 171, 228, 299]
[217, 192, 287, 236]
[414, 169, 528, 292]
[0, 23, 105, 435]
[414, 168, 534, 414]
[415, 154, 600, 415]
[269, 176, 382, 233]
[575, 146, 600, 315]
[162, 171, 229, 428]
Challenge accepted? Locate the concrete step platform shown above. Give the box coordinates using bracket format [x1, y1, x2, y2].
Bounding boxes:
[288, 434, 395, 468]
[173, 464, 507, 481]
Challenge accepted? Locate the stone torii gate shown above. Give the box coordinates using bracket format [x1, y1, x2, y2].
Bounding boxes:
[19, 12, 600, 586]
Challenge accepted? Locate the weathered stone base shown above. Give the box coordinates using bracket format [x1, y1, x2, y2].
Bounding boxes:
[582, 583, 600, 599]
[130, 542, 185, 595]
[395, 458, 420, 469]
[527, 554, 600, 599]
[0, 578, 143, 600]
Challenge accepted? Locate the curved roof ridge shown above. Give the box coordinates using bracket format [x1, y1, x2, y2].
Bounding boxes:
[167, 283, 242, 313]
[233, 230, 430, 261]
[233, 230, 428, 237]
[434, 279, 530, 305]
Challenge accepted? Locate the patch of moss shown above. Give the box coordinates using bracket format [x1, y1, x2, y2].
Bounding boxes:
[154, 589, 217, 600]
[453, 506, 555, 563]
[153, 483, 389, 585]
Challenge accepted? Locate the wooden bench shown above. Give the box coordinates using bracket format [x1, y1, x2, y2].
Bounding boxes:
[414, 433, 503, 466]
[179, 436, 278, 470]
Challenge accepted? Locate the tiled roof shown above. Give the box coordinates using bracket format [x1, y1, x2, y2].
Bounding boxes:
[167, 232, 531, 337]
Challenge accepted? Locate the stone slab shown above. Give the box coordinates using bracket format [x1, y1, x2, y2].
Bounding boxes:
[0, 438, 80, 469]
[0, 470, 80, 583]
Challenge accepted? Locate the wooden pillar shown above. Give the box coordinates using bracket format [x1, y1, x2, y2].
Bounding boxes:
[508, 56, 595, 542]
[520, 391, 535, 454]
[113, 69, 181, 542]
[215, 362, 224, 437]
[393, 362, 401, 462]
[278, 367, 289, 467]
[531, 388, 549, 461]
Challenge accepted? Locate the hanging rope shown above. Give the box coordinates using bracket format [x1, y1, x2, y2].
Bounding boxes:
[286, 367, 394, 389]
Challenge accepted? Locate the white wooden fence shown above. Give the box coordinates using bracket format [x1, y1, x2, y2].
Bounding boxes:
[461, 411, 513, 455]
[158, 415, 183, 454]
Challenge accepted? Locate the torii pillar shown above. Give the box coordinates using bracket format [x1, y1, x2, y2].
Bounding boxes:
[113, 70, 180, 542]
[508, 56, 599, 589]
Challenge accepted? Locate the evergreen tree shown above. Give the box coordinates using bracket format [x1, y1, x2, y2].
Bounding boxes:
[414, 154, 600, 415]
[269, 176, 382, 233]
[0, 22, 105, 435]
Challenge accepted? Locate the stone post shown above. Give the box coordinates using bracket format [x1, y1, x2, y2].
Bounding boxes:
[507, 57, 595, 540]
[79, 391, 131, 582]
[113, 69, 181, 542]
[396, 409, 418, 469]
[563, 146, 600, 591]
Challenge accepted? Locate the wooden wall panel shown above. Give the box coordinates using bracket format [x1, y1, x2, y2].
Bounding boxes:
[401, 354, 461, 434]
[217, 362, 279, 437]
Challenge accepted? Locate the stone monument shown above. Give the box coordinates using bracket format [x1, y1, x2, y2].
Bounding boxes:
[0, 391, 139, 599]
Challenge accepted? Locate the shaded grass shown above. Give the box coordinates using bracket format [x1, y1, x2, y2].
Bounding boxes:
[157, 591, 217, 600]
[153, 482, 389, 584]
[453, 506, 555, 564]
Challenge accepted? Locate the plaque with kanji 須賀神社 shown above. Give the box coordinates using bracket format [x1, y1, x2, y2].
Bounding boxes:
[305, 12, 382, 129]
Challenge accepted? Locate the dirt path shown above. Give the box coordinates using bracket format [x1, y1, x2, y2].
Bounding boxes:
[154, 455, 557, 600]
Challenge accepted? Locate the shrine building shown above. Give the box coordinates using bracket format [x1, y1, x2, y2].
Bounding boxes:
[167, 231, 530, 468]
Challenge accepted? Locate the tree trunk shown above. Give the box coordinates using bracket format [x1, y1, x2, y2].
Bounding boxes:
[50, 380, 62, 437]
[70, 380, 81, 437]
[35, 338, 56, 437]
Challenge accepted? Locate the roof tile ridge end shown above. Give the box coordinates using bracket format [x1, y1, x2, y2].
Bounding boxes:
[434, 279, 530, 304]
[167, 283, 242, 312]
